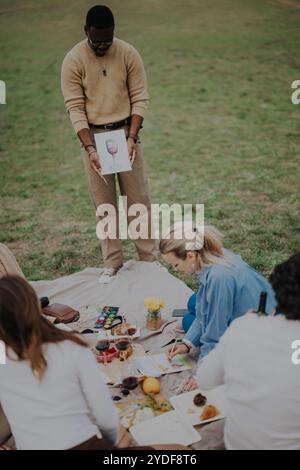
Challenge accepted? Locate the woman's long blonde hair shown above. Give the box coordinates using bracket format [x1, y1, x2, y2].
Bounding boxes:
[159, 224, 231, 271]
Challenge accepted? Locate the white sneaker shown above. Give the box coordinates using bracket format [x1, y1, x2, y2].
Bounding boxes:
[98, 266, 121, 284]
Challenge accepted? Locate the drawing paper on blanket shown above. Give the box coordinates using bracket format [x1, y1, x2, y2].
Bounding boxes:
[132, 353, 192, 377]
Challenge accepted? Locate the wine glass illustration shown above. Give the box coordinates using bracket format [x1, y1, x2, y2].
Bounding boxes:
[105, 139, 118, 171]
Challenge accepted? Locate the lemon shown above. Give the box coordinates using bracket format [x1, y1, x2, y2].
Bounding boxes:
[142, 377, 160, 395]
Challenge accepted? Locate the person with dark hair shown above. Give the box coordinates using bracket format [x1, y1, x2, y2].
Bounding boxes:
[61, 5, 156, 284]
[86, 4, 115, 31]
[193, 252, 300, 449]
[0, 276, 189, 451]
[0, 275, 119, 449]
[269, 252, 300, 320]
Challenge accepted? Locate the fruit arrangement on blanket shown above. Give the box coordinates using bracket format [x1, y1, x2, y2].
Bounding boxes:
[117, 392, 172, 428]
[116, 377, 172, 428]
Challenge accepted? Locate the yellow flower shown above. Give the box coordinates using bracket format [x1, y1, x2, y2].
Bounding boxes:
[144, 297, 165, 312]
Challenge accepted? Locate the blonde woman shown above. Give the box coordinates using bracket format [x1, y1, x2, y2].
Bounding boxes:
[160, 224, 276, 361]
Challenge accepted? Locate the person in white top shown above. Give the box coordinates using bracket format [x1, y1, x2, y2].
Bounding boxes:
[0, 276, 188, 451]
[0, 275, 119, 450]
[196, 252, 300, 450]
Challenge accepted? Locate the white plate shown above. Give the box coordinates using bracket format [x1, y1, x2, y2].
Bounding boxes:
[170, 386, 227, 426]
[130, 410, 201, 446]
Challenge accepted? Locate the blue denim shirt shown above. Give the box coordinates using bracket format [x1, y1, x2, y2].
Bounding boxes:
[184, 250, 276, 358]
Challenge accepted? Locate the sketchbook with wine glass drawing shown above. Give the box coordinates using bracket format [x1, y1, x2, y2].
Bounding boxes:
[94, 129, 132, 175]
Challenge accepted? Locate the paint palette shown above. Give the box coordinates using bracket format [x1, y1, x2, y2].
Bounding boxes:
[94, 306, 120, 329]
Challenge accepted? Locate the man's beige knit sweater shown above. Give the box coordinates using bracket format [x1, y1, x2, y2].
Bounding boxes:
[61, 38, 149, 133]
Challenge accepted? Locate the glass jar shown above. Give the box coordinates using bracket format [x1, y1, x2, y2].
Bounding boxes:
[146, 310, 162, 331]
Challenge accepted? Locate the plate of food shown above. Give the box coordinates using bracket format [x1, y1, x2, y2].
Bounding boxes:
[170, 386, 227, 425]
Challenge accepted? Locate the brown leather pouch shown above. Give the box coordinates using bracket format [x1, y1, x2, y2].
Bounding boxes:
[43, 303, 80, 324]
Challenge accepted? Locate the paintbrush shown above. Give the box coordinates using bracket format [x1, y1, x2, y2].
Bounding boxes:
[169, 338, 178, 360]
[96, 168, 108, 185]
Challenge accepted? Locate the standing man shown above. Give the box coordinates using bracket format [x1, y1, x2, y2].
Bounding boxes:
[61, 5, 156, 283]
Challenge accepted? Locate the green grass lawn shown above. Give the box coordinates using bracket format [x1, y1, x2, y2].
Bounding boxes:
[1, 0, 300, 289]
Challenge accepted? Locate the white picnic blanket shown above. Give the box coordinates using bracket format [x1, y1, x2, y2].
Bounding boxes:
[31, 260, 224, 450]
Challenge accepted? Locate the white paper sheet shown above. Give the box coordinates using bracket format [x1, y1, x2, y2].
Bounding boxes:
[130, 410, 201, 446]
